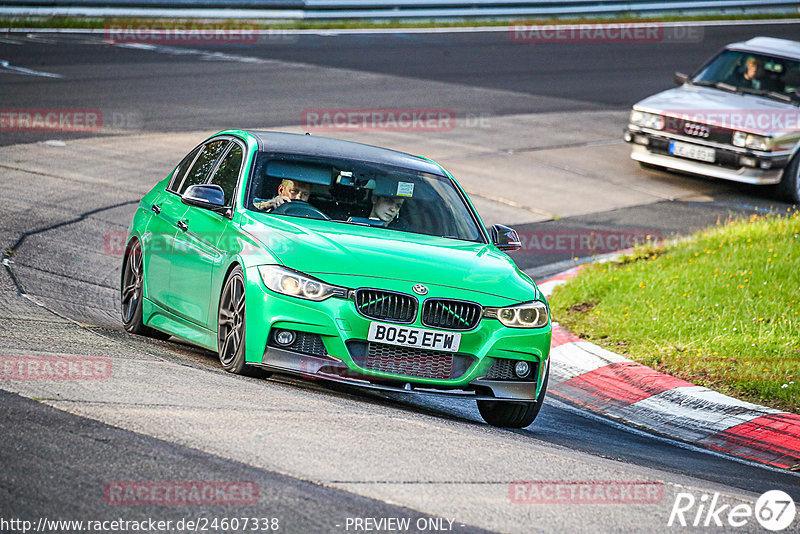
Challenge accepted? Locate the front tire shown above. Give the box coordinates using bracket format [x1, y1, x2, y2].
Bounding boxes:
[120, 239, 170, 340]
[477, 364, 549, 428]
[777, 155, 800, 204]
[217, 266, 270, 378]
[218, 266, 248, 374]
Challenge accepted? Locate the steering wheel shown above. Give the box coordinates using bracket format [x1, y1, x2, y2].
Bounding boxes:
[270, 200, 330, 220]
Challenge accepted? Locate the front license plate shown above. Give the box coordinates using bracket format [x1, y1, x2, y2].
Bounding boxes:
[367, 323, 461, 352]
[669, 141, 715, 163]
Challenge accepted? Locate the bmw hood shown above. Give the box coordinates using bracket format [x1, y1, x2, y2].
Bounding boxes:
[634, 84, 797, 135]
[242, 214, 539, 305]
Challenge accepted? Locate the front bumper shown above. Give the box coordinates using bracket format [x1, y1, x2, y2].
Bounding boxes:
[251, 345, 547, 401]
[243, 266, 551, 402]
[625, 127, 789, 185]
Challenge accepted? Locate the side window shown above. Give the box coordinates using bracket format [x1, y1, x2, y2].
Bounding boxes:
[167, 145, 201, 193]
[176, 140, 229, 195]
[208, 142, 244, 207]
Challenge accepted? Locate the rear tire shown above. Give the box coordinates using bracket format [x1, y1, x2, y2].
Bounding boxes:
[120, 239, 170, 340]
[776, 155, 800, 204]
[477, 364, 549, 428]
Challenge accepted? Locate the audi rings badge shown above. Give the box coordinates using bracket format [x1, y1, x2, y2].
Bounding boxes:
[683, 122, 710, 138]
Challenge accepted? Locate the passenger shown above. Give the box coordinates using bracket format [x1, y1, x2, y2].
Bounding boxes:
[254, 179, 311, 211]
[369, 195, 405, 226]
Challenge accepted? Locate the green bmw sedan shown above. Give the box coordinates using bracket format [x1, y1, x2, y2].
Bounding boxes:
[121, 130, 551, 427]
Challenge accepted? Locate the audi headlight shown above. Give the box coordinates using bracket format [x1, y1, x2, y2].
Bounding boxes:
[258, 265, 348, 301]
[484, 301, 549, 328]
[732, 131, 770, 151]
[630, 110, 664, 130]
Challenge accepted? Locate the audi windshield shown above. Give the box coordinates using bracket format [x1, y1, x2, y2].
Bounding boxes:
[693, 49, 800, 103]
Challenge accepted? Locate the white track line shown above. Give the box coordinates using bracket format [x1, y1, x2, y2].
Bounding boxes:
[0, 59, 62, 78]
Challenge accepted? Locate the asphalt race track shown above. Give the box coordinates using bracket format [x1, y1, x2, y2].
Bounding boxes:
[1, 20, 799, 533]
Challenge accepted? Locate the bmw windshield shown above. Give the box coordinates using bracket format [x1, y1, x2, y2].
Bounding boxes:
[246, 152, 486, 243]
[692, 49, 800, 104]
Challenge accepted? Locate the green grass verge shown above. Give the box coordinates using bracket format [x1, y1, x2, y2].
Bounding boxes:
[549, 209, 800, 413]
[0, 13, 798, 30]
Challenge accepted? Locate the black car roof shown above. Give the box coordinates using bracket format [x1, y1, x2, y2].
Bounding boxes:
[245, 130, 447, 176]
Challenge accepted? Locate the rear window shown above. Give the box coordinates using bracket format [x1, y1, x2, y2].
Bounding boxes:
[175, 140, 229, 195]
[208, 143, 244, 206]
[167, 145, 201, 193]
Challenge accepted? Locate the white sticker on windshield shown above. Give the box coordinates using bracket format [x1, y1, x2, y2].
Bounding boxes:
[396, 182, 414, 197]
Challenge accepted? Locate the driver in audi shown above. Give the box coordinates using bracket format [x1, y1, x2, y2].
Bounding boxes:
[254, 179, 312, 211]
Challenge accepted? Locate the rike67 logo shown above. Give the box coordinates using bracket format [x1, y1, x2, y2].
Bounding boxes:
[669, 490, 796, 531]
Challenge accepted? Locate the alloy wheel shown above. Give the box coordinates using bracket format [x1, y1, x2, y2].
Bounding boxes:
[121, 241, 143, 324]
[218, 272, 246, 367]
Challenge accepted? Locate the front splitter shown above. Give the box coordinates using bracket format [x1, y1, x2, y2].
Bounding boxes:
[251, 346, 542, 402]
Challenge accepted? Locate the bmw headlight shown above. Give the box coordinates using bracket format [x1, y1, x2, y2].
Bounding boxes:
[484, 301, 549, 328]
[258, 265, 348, 301]
[732, 131, 770, 151]
[630, 110, 664, 130]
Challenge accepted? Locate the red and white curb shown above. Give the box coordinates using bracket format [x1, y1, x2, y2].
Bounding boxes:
[539, 269, 800, 471]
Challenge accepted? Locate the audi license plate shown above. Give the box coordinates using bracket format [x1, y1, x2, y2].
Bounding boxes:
[669, 141, 715, 163]
[367, 323, 461, 352]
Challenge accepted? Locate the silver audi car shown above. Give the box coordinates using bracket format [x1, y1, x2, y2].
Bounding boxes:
[624, 37, 800, 203]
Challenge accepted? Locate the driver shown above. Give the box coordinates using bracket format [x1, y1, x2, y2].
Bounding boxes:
[729, 56, 762, 90]
[742, 56, 762, 89]
[254, 179, 311, 211]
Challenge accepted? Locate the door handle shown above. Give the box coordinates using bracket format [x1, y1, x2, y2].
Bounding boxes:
[177, 220, 188, 231]
[151, 204, 161, 215]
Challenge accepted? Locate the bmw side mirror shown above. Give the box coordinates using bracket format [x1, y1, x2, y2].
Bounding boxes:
[181, 184, 229, 215]
[491, 224, 521, 251]
[674, 72, 689, 85]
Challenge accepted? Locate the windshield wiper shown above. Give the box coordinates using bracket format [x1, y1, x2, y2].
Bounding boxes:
[693, 80, 796, 105]
[736, 86, 795, 104]
[766, 91, 794, 104]
[714, 81, 738, 93]
[691, 80, 738, 93]
[762, 90, 793, 104]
